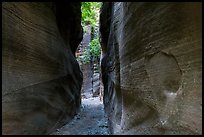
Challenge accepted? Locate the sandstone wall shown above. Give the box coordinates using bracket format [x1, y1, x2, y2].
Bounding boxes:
[78, 25, 93, 98]
[2, 2, 83, 135]
[100, 2, 202, 135]
[80, 63, 93, 98]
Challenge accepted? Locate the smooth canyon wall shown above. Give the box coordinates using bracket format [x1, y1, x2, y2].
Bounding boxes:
[100, 2, 202, 135]
[2, 2, 83, 135]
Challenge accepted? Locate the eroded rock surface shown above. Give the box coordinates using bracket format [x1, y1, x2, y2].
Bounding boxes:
[2, 2, 83, 135]
[100, 2, 202, 135]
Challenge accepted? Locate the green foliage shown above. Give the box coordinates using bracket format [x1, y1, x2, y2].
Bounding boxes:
[89, 38, 101, 60]
[81, 2, 101, 27]
[78, 2, 102, 65]
[78, 38, 101, 64]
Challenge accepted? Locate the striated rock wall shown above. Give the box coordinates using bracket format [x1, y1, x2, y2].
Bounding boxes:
[2, 2, 83, 135]
[77, 25, 93, 98]
[100, 2, 202, 135]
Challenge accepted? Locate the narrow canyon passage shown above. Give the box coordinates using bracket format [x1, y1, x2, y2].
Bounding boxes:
[2, 2, 202, 135]
[50, 2, 110, 135]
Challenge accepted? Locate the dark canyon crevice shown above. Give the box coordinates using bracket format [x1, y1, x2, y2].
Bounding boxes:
[2, 2, 202, 135]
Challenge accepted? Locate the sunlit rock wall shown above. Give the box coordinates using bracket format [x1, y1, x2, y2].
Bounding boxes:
[2, 2, 83, 135]
[100, 2, 202, 135]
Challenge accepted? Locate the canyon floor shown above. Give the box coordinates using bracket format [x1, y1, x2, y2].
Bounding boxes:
[50, 92, 110, 135]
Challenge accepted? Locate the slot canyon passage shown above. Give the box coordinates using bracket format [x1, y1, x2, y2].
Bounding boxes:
[2, 2, 202, 135]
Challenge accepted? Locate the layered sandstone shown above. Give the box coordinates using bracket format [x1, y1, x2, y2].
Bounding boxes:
[2, 2, 83, 135]
[100, 2, 202, 135]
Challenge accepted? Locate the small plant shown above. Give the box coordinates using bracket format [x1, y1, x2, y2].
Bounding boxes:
[78, 38, 101, 64]
[89, 38, 101, 61]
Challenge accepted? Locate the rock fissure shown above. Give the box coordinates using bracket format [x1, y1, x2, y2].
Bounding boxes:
[2, 2, 202, 135]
